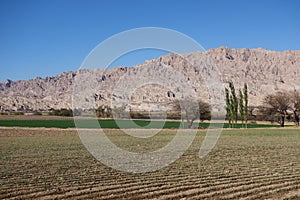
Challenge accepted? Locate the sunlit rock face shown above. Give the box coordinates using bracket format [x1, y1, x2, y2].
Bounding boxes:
[0, 47, 299, 112]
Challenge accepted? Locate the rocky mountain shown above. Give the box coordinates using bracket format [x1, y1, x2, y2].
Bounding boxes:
[0, 47, 299, 112]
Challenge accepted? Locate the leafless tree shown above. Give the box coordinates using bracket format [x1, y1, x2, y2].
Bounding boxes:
[173, 99, 211, 128]
[290, 91, 300, 127]
[259, 92, 291, 127]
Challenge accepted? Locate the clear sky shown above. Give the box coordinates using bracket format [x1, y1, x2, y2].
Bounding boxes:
[0, 0, 299, 81]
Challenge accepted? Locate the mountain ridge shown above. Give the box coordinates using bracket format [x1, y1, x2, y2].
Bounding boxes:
[3, 46, 299, 83]
[0, 47, 299, 112]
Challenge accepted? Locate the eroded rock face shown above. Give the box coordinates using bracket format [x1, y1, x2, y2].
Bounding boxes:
[0, 47, 299, 112]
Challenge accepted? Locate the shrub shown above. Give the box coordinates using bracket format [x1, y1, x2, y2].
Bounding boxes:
[96, 105, 112, 118]
[50, 108, 73, 116]
[13, 112, 24, 115]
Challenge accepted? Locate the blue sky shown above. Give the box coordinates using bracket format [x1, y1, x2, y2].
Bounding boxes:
[0, 0, 299, 81]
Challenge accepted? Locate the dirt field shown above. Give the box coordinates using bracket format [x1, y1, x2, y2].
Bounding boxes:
[0, 128, 299, 199]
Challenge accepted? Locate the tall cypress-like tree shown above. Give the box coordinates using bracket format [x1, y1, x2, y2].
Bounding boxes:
[225, 82, 249, 129]
[239, 89, 245, 127]
[230, 95, 235, 128]
[225, 88, 232, 128]
[243, 83, 248, 128]
[229, 82, 238, 126]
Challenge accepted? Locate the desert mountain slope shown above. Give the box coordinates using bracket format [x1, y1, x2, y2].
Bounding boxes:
[0, 47, 299, 112]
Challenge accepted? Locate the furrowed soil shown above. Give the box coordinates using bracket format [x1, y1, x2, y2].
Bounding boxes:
[0, 128, 299, 199]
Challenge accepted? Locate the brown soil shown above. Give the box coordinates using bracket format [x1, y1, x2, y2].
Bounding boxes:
[1, 128, 299, 199]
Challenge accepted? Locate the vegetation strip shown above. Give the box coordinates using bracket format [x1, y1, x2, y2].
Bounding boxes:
[0, 119, 280, 129]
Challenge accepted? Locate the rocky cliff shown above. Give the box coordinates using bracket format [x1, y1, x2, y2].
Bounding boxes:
[0, 47, 299, 112]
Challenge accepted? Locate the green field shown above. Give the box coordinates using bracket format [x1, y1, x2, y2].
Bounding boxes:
[0, 119, 280, 129]
[0, 128, 299, 199]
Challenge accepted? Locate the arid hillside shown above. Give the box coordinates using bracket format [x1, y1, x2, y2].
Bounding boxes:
[0, 47, 299, 112]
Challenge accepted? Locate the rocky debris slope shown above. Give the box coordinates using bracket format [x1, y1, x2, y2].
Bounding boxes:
[0, 47, 299, 112]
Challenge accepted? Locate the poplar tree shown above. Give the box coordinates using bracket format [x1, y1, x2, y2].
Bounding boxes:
[243, 83, 248, 128]
[225, 88, 232, 127]
[239, 89, 245, 127]
[229, 82, 238, 127]
[225, 82, 249, 129]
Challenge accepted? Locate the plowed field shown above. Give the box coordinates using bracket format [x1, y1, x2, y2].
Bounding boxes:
[1, 128, 299, 199]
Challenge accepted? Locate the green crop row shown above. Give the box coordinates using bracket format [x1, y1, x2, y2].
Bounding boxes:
[0, 119, 280, 129]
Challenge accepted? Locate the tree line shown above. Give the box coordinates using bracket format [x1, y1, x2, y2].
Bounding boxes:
[93, 82, 299, 128]
[224, 82, 300, 128]
[47, 81, 297, 129]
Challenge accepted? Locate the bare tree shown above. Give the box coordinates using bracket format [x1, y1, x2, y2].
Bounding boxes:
[112, 104, 129, 119]
[96, 105, 112, 118]
[260, 92, 291, 127]
[173, 99, 211, 128]
[290, 91, 300, 127]
[248, 105, 256, 119]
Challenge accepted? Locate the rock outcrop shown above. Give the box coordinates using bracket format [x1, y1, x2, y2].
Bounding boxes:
[0, 47, 299, 112]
